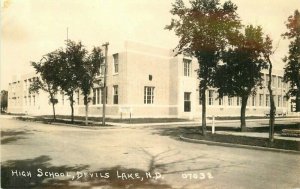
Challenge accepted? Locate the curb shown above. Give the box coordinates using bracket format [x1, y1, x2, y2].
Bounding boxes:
[15, 118, 116, 130]
[179, 135, 300, 154]
[47, 122, 115, 129]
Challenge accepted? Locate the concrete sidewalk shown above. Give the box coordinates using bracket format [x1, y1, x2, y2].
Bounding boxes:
[2, 114, 299, 128]
[216, 130, 300, 141]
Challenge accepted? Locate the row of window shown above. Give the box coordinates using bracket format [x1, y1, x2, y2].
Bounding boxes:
[8, 95, 36, 106]
[206, 90, 287, 107]
[263, 74, 287, 89]
[23, 95, 37, 106]
[91, 86, 155, 105]
[182, 59, 287, 91]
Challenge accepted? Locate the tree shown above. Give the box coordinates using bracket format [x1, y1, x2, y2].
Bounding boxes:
[0, 90, 8, 112]
[215, 25, 268, 131]
[166, 0, 241, 135]
[79, 47, 104, 125]
[282, 10, 300, 112]
[57, 40, 88, 123]
[30, 52, 60, 120]
[262, 36, 276, 143]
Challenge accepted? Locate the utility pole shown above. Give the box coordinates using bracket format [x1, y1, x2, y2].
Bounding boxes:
[102, 42, 109, 126]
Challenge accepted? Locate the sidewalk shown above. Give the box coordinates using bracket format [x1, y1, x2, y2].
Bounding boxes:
[216, 131, 300, 141]
[2, 114, 299, 128]
[115, 117, 300, 128]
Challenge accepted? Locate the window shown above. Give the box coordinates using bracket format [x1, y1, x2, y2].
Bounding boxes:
[228, 97, 233, 106]
[113, 85, 118, 104]
[208, 90, 214, 105]
[237, 97, 240, 106]
[266, 94, 270, 107]
[144, 87, 154, 104]
[24, 96, 27, 105]
[100, 64, 104, 75]
[29, 95, 31, 106]
[259, 94, 263, 106]
[93, 89, 96, 105]
[219, 97, 223, 106]
[113, 53, 119, 73]
[273, 95, 276, 106]
[33, 95, 35, 106]
[260, 73, 265, 85]
[252, 95, 256, 106]
[76, 90, 80, 105]
[271, 75, 276, 87]
[278, 96, 282, 107]
[97, 88, 100, 104]
[24, 80, 28, 93]
[266, 74, 270, 84]
[278, 77, 282, 88]
[283, 96, 287, 107]
[183, 58, 191, 77]
[184, 92, 191, 112]
[199, 92, 202, 105]
[93, 88, 101, 105]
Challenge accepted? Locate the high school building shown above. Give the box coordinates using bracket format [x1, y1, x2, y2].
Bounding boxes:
[7, 41, 294, 119]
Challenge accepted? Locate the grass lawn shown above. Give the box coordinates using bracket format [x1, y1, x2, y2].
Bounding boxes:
[156, 123, 300, 151]
[182, 133, 300, 151]
[208, 116, 299, 120]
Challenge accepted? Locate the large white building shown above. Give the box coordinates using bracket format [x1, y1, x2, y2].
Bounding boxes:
[7, 41, 294, 119]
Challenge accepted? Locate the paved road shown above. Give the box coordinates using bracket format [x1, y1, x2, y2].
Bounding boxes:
[1, 116, 300, 189]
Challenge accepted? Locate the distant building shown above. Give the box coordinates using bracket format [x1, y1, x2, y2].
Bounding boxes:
[7, 41, 295, 119]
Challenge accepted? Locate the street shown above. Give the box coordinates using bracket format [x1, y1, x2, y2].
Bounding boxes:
[1, 116, 300, 189]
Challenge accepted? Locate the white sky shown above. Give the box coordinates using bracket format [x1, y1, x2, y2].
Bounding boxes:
[1, 0, 299, 90]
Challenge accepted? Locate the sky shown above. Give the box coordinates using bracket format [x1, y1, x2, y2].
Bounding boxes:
[1, 0, 299, 90]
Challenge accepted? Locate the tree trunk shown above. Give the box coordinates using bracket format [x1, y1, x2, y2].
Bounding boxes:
[52, 102, 56, 121]
[267, 60, 276, 143]
[85, 103, 88, 126]
[201, 88, 207, 136]
[70, 93, 74, 124]
[49, 94, 56, 121]
[240, 95, 248, 132]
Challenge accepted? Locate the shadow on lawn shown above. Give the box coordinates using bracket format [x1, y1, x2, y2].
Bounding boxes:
[1, 130, 31, 144]
[151, 126, 241, 139]
[255, 123, 300, 133]
[152, 123, 300, 138]
[152, 124, 300, 151]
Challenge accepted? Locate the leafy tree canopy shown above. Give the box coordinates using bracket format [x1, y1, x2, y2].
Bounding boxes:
[215, 25, 268, 98]
[282, 10, 300, 98]
[166, 0, 241, 89]
[80, 46, 104, 105]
